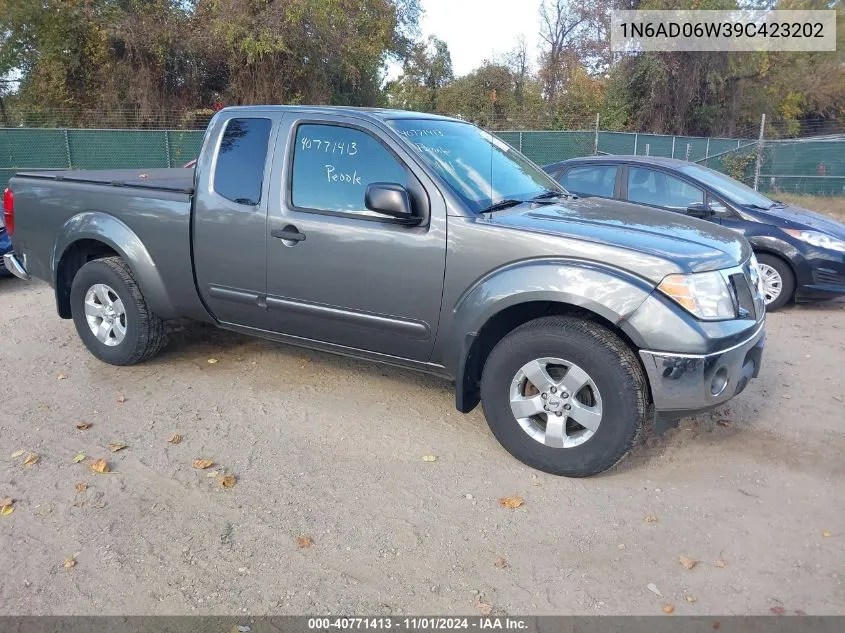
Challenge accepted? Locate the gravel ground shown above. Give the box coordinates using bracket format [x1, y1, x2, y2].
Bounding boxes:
[1, 279, 843, 616]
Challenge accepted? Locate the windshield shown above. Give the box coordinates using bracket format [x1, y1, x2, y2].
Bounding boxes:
[678, 163, 775, 209]
[388, 119, 564, 213]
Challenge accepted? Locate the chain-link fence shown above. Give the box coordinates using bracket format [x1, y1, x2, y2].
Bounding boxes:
[493, 127, 844, 197]
[0, 128, 205, 188]
[1, 109, 844, 197]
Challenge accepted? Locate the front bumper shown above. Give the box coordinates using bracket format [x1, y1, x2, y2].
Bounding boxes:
[2, 252, 30, 280]
[639, 320, 765, 427]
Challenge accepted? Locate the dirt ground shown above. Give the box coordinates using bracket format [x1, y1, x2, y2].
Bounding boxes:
[1, 278, 843, 616]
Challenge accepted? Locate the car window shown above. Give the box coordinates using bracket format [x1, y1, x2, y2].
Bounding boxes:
[560, 165, 617, 197]
[291, 123, 408, 217]
[213, 118, 272, 206]
[627, 167, 704, 210]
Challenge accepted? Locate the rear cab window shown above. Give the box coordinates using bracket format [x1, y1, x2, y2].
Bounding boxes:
[560, 165, 618, 198]
[213, 118, 273, 206]
[290, 123, 408, 218]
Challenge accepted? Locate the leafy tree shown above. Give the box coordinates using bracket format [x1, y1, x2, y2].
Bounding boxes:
[386, 35, 453, 111]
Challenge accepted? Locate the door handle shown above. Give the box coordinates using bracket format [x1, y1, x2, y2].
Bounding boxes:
[271, 226, 306, 242]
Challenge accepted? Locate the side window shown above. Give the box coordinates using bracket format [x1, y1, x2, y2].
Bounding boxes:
[560, 165, 618, 198]
[291, 123, 408, 216]
[627, 167, 704, 210]
[213, 118, 272, 205]
[707, 194, 729, 214]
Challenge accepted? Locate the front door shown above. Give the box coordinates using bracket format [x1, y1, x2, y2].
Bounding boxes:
[263, 115, 447, 362]
[625, 166, 714, 221]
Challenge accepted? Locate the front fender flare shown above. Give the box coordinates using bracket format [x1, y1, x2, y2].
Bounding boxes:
[52, 211, 177, 319]
[443, 258, 656, 411]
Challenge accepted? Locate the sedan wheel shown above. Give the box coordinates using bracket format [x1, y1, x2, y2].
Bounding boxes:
[758, 262, 783, 306]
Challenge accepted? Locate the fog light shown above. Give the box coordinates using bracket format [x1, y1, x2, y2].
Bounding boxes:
[710, 367, 729, 396]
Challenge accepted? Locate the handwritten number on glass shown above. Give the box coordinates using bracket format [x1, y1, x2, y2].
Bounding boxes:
[300, 137, 358, 157]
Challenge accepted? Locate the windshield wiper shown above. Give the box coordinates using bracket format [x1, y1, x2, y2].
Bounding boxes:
[479, 199, 525, 214]
[531, 189, 576, 202]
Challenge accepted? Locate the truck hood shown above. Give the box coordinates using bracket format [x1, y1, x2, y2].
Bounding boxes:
[489, 197, 751, 274]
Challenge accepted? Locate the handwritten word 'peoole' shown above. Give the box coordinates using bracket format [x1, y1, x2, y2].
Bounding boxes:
[326, 165, 362, 185]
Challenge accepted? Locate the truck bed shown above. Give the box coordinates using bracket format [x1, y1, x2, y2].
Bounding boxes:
[15, 168, 195, 195]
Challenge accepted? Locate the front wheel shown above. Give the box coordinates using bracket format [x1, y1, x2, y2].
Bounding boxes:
[480, 316, 648, 477]
[755, 253, 795, 312]
[70, 256, 166, 365]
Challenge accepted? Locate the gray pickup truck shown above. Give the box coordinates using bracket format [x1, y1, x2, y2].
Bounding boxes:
[3, 106, 766, 476]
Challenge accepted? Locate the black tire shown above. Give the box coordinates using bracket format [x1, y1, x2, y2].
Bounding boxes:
[756, 253, 795, 312]
[480, 316, 648, 477]
[70, 256, 166, 365]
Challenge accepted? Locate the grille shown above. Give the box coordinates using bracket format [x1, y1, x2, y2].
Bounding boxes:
[727, 259, 765, 320]
[730, 273, 757, 319]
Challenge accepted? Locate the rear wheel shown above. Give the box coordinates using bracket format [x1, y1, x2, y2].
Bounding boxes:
[755, 253, 794, 312]
[480, 316, 648, 477]
[70, 256, 166, 365]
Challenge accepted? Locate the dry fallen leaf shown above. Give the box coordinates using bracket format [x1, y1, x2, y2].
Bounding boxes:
[76, 422, 92, 431]
[89, 459, 110, 474]
[662, 603, 675, 614]
[10, 449, 25, 459]
[23, 453, 39, 467]
[207, 358, 218, 364]
[644, 514, 658, 523]
[192, 459, 214, 470]
[63, 558, 76, 569]
[716, 419, 731, 427]
[822, 530, 832, 538]
[474, 598, 493, 616]
[679, 555, 698, 570]
[72, 452, 85, 463]
[770, 606, 785, 616]
[494, 557, 509, 569]
[116, 395, 126, 403]
[108, 443, 128, 453]
[684, 595, 698, 604]
[206, 470, 219, 478]
[295, 535, 314, 549]
[498, 496, 524, 509]
[421, 455, 438, 462]
[168, 433, 182, 444]
[714, 558, 729, 568]
[0, 498, 14, 516]
[647, 583, 662, 596]
[57, 373, 68, 380]
[75, 482, 88, 494]
[218, 474, 237, 489]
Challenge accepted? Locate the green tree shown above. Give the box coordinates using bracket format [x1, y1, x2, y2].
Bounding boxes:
[386, 35, 453, 111]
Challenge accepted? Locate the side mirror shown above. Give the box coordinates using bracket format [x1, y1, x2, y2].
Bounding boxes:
[365, 183, 418, 224]
[686, 202, 714, 219]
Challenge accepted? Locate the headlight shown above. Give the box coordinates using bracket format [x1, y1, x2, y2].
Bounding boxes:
[783, 229, 845, 253]
[658, 271, 736, 320]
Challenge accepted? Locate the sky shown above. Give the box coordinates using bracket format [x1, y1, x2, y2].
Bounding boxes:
[388, 0, 544, 79]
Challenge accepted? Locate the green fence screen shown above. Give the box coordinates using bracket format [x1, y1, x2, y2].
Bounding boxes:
[2, 127, 843, 196]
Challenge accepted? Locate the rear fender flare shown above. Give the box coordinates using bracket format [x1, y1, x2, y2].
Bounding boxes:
[52, 211, 176, 318]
